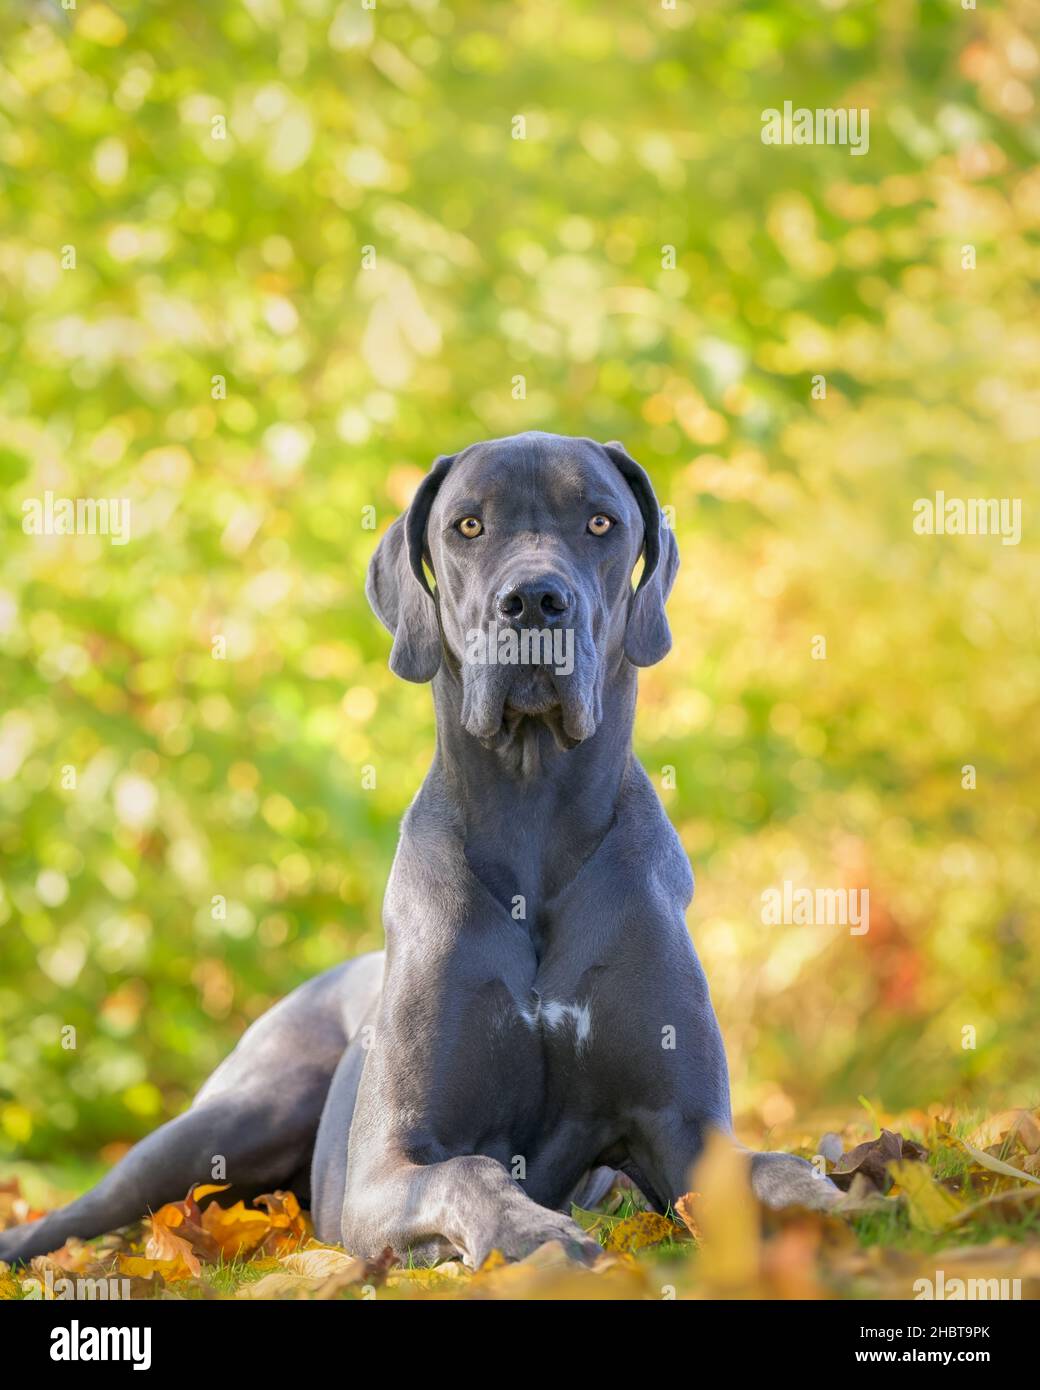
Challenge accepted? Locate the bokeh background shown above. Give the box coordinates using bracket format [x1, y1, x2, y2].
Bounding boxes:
[0, 0, 1037, 1180]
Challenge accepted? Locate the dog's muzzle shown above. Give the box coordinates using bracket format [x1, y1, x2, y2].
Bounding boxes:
[458, 577, 599, 750]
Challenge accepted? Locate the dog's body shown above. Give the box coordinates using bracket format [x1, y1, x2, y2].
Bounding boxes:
[0, 433, 835, 1269]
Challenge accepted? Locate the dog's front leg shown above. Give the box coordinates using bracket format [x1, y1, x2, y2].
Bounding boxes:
[341, 1153, 601, 1268]
[624, 931, 841, 1214]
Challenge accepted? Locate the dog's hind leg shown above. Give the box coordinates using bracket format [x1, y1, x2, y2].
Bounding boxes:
[0, 955, 384, 1266]
[0, 1094, 311, 1266]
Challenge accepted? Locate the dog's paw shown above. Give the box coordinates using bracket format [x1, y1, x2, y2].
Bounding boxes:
[0, 1222, 42, 1268]
[750, 1150, 841, 1211]
[477, 1210, 601, 1267]
[569, 1164, 619, 1211]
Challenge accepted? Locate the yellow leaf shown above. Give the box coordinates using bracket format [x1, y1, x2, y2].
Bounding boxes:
[118, 1255, 192, 1283]
[889, 1160, 963, 1233]
[190, 1182, 231, 1202]
[604, 1211, 684, 1253]
[688, 1130, 760, 1292]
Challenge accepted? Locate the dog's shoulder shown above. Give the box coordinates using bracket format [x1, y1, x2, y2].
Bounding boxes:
[613, 760, 695, 908]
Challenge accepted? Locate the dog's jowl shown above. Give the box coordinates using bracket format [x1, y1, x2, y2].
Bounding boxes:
[0, 432, 837, 1270]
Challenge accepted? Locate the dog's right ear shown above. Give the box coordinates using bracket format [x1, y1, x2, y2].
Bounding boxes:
[601, 441, 679, 667]
[365, 454, 455, 683]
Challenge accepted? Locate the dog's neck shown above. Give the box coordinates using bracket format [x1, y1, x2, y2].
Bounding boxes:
[428, 658, 639, 906]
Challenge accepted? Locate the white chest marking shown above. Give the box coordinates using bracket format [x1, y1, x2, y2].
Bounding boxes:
[516, 996, 592, 1054]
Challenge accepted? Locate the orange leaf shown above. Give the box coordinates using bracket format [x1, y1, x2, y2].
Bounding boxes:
[201, 1200, 271, 1259]
[148, 1186, 220, 1263]
[145, 1210, 201, 1278]
[253, 1190, 312, 1255]
[150, 1201, 187, 1230]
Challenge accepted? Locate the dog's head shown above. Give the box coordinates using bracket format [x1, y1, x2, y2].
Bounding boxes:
[366, 432, 678, 750]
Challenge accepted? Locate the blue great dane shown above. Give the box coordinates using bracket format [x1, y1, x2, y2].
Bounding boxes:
[0, 432, 837, 1269]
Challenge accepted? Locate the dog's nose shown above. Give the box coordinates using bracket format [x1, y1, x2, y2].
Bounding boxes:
[496, 578, 572, 626]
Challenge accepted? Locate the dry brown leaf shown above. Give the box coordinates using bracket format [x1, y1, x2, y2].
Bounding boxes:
[144, 1211, 201, 1279]
[237, 1270, 321, 1299]
[39, 1238, 101, 1274]
[673, 1191, 702, 1241]
[966, 1110, 1040, 1155]
[239, 1244, 386, 1300]
[831, 1129, 928, 1192]
[28, 1254, 82, 1295]
[252, 1190, 312, 1255]
[833, 1171, 896, 1216]
[951, 1183, 1040, 1227]
[148, 1186, 220, 1263]
[279, 1247, 365, 1281]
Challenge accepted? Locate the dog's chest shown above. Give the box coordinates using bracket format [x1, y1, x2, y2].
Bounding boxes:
[512, 993, 594, 1056]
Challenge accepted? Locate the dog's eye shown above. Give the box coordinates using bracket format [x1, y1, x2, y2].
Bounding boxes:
[456, 517, 483, 538]
[587, 514, 613, 535]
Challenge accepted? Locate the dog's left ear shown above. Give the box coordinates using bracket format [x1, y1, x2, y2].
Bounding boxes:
[602, 441, 679, 667]
[365, 453, 455, 682]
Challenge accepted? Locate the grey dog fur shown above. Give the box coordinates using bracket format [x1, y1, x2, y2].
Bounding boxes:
[0, 432, 837, 1269]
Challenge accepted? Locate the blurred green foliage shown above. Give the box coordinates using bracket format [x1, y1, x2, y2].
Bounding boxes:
[0, 0, 1038, 1161]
